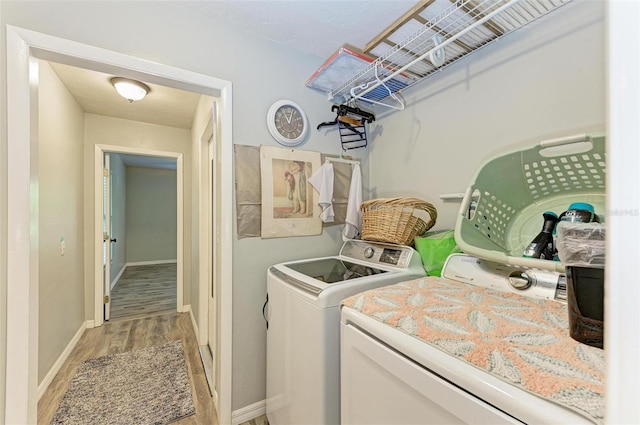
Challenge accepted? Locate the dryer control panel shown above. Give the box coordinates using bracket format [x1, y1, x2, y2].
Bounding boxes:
[340, 240, 414, 269]
[442, 254, 566, 302]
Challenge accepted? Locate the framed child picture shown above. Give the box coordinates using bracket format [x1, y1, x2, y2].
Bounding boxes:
[260, 145, 322, 238]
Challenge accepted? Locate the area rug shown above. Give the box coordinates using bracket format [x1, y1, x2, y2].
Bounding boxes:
[50, 340, 195, 425]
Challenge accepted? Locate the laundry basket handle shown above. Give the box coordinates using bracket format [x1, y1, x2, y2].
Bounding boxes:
[539, 133, 590, 148]
[538, 134, 594, 157]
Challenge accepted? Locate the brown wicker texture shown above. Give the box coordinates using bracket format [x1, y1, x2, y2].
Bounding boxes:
[360, 197, 437, 246]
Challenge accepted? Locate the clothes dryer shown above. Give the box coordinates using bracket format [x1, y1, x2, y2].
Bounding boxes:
[341, 254, 603, 424]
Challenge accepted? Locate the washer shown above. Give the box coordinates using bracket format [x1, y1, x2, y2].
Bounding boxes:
[265, 239, 426, 425]
[341, 254, 599, 425]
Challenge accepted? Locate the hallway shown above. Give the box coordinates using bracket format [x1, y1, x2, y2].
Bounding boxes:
[38, 312, 216, 424]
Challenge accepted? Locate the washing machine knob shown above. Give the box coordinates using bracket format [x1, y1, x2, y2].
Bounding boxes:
[508, 270, 533, 290]
[364, 247, 375, 259]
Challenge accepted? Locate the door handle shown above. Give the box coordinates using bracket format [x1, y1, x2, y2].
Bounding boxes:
[110, 238, 117, 243]
[262, 293, 269, 330]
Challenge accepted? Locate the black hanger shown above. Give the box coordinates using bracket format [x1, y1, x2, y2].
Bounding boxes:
[317, 104, 375, 130]
[332, 104, 375, 124]
[317, 116, 338, 130]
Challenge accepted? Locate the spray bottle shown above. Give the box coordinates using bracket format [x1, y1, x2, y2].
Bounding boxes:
[523, 211, 559, 260]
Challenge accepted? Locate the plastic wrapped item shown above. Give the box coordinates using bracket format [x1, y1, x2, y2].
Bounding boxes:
[556, 221, 605, 348]
[566, 266, 604, 348]
[556, 222, 605, 267]
[414, 230, 461, 276]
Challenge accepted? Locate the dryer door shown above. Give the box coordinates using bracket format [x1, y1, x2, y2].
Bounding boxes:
[341, 321, 523, 425]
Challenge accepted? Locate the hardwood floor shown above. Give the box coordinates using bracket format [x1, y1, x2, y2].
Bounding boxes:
[241, 415, 269, 425]
[109, 263, 177, 321]
[39, 264, 270, 425]
[38, 312, 217, 425]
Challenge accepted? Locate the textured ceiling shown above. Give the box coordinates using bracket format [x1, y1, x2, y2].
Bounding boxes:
[172, 1, 417, 59]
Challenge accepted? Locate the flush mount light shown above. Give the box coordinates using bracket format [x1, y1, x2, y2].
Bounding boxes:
[110, 77, 150, 102]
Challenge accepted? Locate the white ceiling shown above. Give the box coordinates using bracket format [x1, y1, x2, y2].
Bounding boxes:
[48, 62, 202, 130]
[46, 0, 418, 166]
[171, 1, 417, 60]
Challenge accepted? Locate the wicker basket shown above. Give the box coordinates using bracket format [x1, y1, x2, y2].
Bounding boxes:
[361, 197, 437, 246]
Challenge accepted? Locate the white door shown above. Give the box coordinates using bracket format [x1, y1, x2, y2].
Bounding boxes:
[208, 100, 222, 403]
[208, 132, 217, 382]
[103, 153, 112, 321]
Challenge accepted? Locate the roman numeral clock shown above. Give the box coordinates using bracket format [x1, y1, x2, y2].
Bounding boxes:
[267, 100, 310, 147]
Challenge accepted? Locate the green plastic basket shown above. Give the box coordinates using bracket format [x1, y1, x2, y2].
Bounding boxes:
[454, 133, 605, 272]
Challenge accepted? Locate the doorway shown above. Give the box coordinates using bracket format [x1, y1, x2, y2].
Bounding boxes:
[6, 26, 234, 424]
[101, 151, 180, 322]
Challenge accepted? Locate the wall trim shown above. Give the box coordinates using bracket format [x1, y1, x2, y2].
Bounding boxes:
[186, 304, 199, 338]
[213, 388, 220, 415]
[110, 264, 127, 290]
[231, 400, 266, 425]
[37, 320, 88, 400]
[126, 259, 177, 267]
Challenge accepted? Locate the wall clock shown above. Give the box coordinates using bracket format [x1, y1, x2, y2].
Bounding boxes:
[267, 99, 309, 147]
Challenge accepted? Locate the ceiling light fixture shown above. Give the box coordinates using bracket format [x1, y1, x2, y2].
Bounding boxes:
[110, 77, 150, 103]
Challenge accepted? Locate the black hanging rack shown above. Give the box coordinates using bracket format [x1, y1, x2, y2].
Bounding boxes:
[317, 104, 375, 151]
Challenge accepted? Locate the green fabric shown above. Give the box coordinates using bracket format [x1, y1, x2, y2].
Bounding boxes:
[415, 230, 461, 276]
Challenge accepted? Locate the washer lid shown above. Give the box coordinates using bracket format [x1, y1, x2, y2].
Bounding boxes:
[285, 257, 389, 284]
[270, 255, 402, 302]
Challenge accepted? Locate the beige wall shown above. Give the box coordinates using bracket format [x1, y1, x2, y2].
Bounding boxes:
[125, 166, 177, 263]
[37, 61, 86, 383]
[83, 114, 191, 317]
[369, 0, 605, 231]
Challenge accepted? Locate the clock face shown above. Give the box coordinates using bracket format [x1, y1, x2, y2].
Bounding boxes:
[275, 105, 304, 140]
[267, 100, 309, 146]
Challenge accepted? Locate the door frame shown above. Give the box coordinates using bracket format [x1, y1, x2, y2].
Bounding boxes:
[95, 146, 184, 324]
[5, 25, 234, 425]
[103, 152, 112, 321]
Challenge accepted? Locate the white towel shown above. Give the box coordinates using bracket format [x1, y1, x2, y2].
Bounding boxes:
[343, 163, 362, 240]
[308, 162, 335, 223]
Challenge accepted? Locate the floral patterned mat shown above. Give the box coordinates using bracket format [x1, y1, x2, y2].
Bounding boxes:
[342, 276, 604, 424]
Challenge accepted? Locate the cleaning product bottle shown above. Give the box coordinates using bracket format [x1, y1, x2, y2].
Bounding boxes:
[559, 202, 596, 223]
[523, 211, 559, 260]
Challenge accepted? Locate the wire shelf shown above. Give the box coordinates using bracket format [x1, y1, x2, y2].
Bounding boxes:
[329, 0, 572, 108]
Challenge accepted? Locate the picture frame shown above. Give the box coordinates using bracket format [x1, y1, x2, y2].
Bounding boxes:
[260, 145, 322, 238]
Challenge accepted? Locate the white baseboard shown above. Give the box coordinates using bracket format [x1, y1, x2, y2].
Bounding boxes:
[213, 388, 220, 415]
[186, 305, 199, 341]
[126, 259, 177, 267]
[86, 320, 95, 329]
[38, 320, 88, 400]
[232, 400, 266, 425]
[110, 264, 127, 290]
